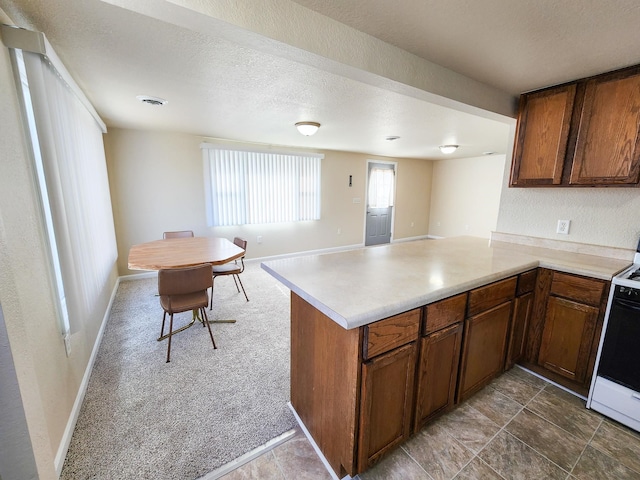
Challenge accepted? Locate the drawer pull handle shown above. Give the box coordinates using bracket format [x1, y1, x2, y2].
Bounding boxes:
[632, 393, 640, 401]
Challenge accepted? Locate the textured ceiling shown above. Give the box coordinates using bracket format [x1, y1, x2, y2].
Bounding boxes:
[2, 0, 639, 160]
[292, 0, 640, 95]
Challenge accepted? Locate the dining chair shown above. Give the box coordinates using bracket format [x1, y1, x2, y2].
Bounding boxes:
[158, 263, 216, 362]
[210, 237, 249, 309]
[163, 230, 194, 239]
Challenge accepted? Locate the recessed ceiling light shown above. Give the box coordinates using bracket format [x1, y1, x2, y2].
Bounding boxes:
[439, 144, 458, 154]
[385, 136, 400, 141]
[136, 95, 168, 106]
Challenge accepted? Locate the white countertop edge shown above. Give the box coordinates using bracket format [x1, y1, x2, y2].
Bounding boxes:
[536, 261, 631, 281]
[260, 262, 350, 329]
[262, 260, 541, 330]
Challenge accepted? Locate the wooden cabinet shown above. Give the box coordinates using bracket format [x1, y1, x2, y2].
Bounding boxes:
[357, 342, 417, 471]
[457, 277, 516, 402]
[506, 270, 537, 369]
[414, 294, 465, 430]
[290, 297, 422, 477]
[510, 64, 640, 187]
[358, 308, 420, 471]
[524, 269, 609, 395]
[537, 296, 599, 383]
[510, 85, 576, 186]
[570, 70, 640, 185]
[289, 268, 610, 477]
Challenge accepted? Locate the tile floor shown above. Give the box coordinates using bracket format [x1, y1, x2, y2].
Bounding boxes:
[219, 367, 640, 480]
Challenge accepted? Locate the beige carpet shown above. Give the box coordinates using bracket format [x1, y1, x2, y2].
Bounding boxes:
[60, 262, 296, 479]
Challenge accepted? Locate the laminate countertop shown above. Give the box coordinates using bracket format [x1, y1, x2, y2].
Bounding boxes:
[261, 236, 632, 330]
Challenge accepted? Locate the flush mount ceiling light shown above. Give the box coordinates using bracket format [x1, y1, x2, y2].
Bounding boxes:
[439, 144, 459, 154]
[136, 95, 168, 106]
[295, 121, 320, 136]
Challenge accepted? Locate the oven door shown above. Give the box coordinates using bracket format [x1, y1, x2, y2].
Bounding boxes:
[597, 287, 640, 392]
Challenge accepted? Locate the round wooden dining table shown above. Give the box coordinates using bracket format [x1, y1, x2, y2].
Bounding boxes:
[128, 236, 245, 271]
[128, 236, 246, 326]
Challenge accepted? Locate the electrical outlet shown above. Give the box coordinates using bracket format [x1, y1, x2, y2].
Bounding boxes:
[557, 220, 570, 234]
[337, 227, 341, 235]
[257, 235, 263, 244]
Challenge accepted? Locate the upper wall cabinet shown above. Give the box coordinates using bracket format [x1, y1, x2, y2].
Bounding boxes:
[510, 65, 640, 187]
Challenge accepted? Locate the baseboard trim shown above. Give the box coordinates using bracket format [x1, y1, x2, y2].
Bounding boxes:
[54, 276, 121, 476]
[288, 403, 351, 480]
[392, 234, 432, 243]
[242, 243, 365, 265]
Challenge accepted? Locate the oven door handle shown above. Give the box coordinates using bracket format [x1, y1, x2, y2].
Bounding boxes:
[614, 298, 640, 311]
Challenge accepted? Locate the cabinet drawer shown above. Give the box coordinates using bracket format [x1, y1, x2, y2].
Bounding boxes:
[550, 272, 606, 307]
[517, 269, 537, 295]
[363, 309, 421, 360]
[467, 277, 517, 317]
[424, 293, 467, 335]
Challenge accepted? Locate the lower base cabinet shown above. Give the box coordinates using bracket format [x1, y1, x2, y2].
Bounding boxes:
[414, 322, 463, 430]
[357, 342, 417, 471]
[290, 268, 610, 477]
[458, 301, 513, 401]
[538, 296, 599, 384]
[524, 269, 608, 395]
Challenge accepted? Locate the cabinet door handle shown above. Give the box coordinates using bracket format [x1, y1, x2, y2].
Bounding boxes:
[632, 392, 640, 401]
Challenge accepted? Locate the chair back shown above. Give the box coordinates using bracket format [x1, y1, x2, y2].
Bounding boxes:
[163, 230, 194, 239]
[158, 264, 213, 297]
[233, 237, 247, 272]
[233, 237, 247, 253]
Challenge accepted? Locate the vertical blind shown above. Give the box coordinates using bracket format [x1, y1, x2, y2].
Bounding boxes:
[14, 48, 117, 337]
[202, 145, 323, 226]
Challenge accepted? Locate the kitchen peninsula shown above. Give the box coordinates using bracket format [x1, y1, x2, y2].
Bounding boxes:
[261, 236, 631, 478]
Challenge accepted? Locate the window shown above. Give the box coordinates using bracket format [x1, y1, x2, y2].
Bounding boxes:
[202, 144, 322, 226]
[368, 167, 395, 208]
[8, 31, 117, 349]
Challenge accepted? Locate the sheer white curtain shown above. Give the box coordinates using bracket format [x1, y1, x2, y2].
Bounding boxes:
[368, 167, 395, 208]
[203, 145, 322, 226]
[19, 50, 117, 335]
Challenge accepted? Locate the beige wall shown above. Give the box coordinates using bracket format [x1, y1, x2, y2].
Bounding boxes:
[428, 154, 506, 239]
[496, 125, 640, 250]
[0, 9, 118, 478]
[104, 128, 433, 275]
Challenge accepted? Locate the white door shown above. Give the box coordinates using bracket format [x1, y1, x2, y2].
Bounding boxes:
[365, 162, 396, 246]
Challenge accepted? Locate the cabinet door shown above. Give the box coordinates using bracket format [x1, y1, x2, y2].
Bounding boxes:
[510, 84, 576, 186]
[538, 296, 599, 383]
[357, 342, 417, 471]
[457, 302, 512, 402]
[414, 322, 463, 430]
[506, 292, 534, 370]
[570, 69, 640, 185]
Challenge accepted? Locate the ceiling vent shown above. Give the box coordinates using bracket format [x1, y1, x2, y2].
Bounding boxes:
[136, 95, 167, 106]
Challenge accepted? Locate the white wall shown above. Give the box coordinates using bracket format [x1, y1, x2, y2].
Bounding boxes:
[428, 154, 506, 238]
[0, 17, 61, 478]
[105, 128, 434, 275]
[0, 8, 118, 478]
[496, 125, 640, 250]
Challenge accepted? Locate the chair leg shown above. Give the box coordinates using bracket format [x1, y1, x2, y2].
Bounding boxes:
[209, 278, 215, 310]
[200, 308, 217, 349]
[232, 275, 240, 293]
[236, 275, 249, 302]
[161, 311, 167, 338]
[166, 313, 174, 363]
